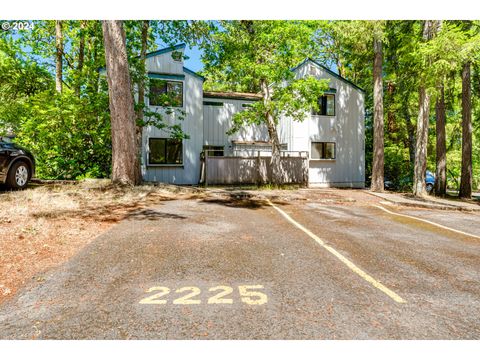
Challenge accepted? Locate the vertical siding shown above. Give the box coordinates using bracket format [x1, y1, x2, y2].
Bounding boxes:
[290, 61, 365, 187]
[142, 71, 204, 184]
[203, 98, 269, 153]
[146, 49, 184, 74]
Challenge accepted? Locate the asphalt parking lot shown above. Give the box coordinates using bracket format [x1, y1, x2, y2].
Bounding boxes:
[0, 190, 479, 339]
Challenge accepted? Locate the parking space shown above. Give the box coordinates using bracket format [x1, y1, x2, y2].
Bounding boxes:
[0, 191, 479, 339]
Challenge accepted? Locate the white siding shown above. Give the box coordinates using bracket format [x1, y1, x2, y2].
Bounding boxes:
[290, 61, 365, 187]
[203, 98, 269, 154]
[146, 48, 184, 74]
[142, 71, 204, 184]
[141, 50, 364, 187]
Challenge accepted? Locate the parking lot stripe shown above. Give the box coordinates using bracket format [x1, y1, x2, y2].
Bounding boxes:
[266, 200, 406, 304]
[374, 205, 480, 240]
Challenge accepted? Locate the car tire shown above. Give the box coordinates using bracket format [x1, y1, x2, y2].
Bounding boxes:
[6, 161, 30, 190]
[426, 183, 434, 194]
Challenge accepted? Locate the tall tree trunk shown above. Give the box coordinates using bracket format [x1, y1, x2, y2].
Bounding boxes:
[413, 86, 430, 196]
[55, 20, 63, 93]
[459, 61, 472, 198]
[134, 20, 150, 184]
[413, 20, 440, 197]
[260, 79, 283, 184]
[371, 36, 384, 192]
[102, 20, 137, 186]
[403, 97, 415, 170]
[435, 83, 447, 196]
[75, 20, 87, 97]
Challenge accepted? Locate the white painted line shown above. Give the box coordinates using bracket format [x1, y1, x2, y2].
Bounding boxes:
[374, 205, 480, 240]
[266, 199, 406, 304]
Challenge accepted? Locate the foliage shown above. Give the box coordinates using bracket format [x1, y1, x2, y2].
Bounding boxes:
[0, 20, 478, 190]
[0, 20, 196, 180]
[202, 20, 329, 134]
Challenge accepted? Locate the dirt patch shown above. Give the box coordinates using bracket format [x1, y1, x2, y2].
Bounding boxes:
[0, 180, 205, 303]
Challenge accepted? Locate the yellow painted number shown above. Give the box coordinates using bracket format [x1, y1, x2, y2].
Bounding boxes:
[207, 286, 234, 304]
[139, 286, 170, 304]
[238, 285, 268, 305]
[173, 286, 202, 305]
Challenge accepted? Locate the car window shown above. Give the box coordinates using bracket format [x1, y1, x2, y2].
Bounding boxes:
[0, 142, 14, 149]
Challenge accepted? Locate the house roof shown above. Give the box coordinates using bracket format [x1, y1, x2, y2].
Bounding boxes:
[291, 58, 365, 93]
[145, 43, 205, 81]
[203, 91, 262, 101]
[145, 43, 186, 59]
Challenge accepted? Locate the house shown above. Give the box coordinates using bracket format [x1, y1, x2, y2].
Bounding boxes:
[141, 44, 365, 187]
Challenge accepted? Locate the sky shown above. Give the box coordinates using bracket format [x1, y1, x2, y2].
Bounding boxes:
[183, 45, 204, 72]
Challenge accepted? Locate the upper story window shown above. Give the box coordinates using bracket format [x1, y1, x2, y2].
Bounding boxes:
[149, 79, 183, 107]
[312, 94, 335, 116]
[171, 51, 183, 62]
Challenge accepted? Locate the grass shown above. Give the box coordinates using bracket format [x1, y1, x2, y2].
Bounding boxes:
[0, 179, 205, 302]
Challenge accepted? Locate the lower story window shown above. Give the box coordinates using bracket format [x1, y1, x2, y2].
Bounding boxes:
[311, 142, 336, 160]
[203, 145, 224, 157]
[148, 138, 183, 165]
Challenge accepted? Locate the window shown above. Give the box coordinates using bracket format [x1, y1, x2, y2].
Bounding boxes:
[311, 142, 336, 160]
[171, 51, 183, 62]
[149, 79, 183, 107]
[148, 138, 183, 165]
[203, 145, 224, 157]
[203, 101, 224, 107]
[312, 94, 335, 116]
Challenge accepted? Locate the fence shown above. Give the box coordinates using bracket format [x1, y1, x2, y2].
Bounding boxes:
[203, 151, 309, 186]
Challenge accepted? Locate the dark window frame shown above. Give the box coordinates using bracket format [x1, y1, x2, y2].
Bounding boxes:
[312, 93, 335, 116]
[148, 79, 184, 108]
[310, 142, 336, 160]
[203, 101, 224, 107]
[148, 137, 183, 165]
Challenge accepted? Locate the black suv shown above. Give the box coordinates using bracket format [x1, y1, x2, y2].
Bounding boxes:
[0, 136, 35, 189]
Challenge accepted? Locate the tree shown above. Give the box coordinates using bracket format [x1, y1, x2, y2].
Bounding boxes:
[55, 20, 63, 93]
[202, 20, 328, 184]
[132, 20, 150, 184]
[435, 83, 447, 196]
[102, 20, 137, 185]
[371, 25, 385, 192]
[75, 20, 87, 97]
[413, 20, 441, 197]
[459, 61, 473, 198]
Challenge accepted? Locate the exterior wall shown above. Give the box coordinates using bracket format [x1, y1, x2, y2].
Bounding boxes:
[142, 70, 204, 184]
[140, 49, 365, 187]
[203, 98, 269, 156]
[145, 48, 184, 75]
[288, 61, 365, 187]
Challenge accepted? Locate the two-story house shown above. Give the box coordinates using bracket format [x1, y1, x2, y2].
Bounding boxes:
[141, 44, 365, 187]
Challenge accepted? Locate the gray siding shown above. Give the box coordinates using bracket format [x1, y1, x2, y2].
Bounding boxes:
[203, 98, 269, 153]
[142, 71, 204, 184]
[146, 49, 184, 75]
[290, 61, 365, 187]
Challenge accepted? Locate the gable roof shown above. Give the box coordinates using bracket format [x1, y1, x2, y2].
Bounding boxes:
[145, 43, 186, 59]
[145, 43, 205, 81]
[183, 66, 205, 81]
[292, 58, 365, 93]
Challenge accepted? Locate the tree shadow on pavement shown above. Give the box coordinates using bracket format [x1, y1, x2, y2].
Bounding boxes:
[200, 191, 288, 209]
[125, 208, 187, 220]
